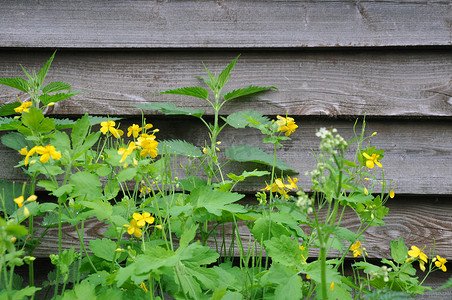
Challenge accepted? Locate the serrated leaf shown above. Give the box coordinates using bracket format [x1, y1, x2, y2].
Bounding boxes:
[251, 217, 290, 242]
[0, 102, 21, 116]
[391, 237, 408, 264]
[263, 235, 303, 266]
[225, 145, 296, 173]
[116, 167, 137, 182]
[36, 51, 56, 87]
[41, 81, 72, 94]
[135, 102, 204, 118]
[89, 238, 116, 262]
[0, 77, 29, 93]
[39, 91, 82, 105]
[79, 200, 113, 221]
[69, 171, 103, 200]
[180, 242, 220, 266]
[217, 55, 240, 91]
[274, 274, 304, 300]
[222, 85, 276, 101]
[225, 110, 271, 129]
[54, 118, 76, 129]
[21, 107, 55, 133]
[179, 224, 199, 250]
[159, 140, 202, 158]
[71, 114, 90, 151]
[158, 86, 209, 101]
[0, 117, 22, 131]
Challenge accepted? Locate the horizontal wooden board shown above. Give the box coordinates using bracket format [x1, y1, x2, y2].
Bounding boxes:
[31, 198, 452, 262]
[1, 50, 452, 117]
[1, 117, 452, 195]
[1, 1, 451, 48]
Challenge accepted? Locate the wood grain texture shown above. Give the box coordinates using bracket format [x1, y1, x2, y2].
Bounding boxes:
[31, 198, 452, 261]
[1, 0, 451, 48]
[1, 117, 451, 195]
[1, 50, 452, 117]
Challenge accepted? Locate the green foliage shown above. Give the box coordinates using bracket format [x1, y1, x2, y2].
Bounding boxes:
[225, 145, 296, 173]
[134, 102, 204, 118]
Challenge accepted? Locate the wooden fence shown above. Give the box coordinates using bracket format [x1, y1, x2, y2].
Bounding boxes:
[1, 0, 451, 296]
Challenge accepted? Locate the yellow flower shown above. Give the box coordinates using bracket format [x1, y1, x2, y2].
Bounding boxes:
[408, 245, 428, 263]
[113, 128, 124, 139]
[14, 102, 32, 114]
[364, 188, 369, 196]
[19, 147, 28, 156]
[14, 196, 24, 207]
[118, 142, 137, 163]
[276, 115, 298, 136]
[100, 121, 116, 135]
[285, 176, 299, 190]
[132, 212, 155, 228]
[419, 260, 426, 272]
[435, 255, 447, 272]
[22, 146, 38, 166]
[36, 145, 62, 163]
[127, 124, 142, 138]
[143, 123, 153, 130]
[330, 282, 334, 291]
[202, 147, 208, 155]
[139, 139, 158, 158]
[350, 241, 363, 257]
[140, 282, 148, 293]
[362, 152, 382, 169]
[389, 190, 395, 199]
[299, 245, 307, 262]
[123, 219, 142, 238]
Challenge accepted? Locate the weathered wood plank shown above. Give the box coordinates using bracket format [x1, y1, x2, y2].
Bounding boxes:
[1, 50, 452, 117]
[1, 1, 451, 48]
[1, 118, 452, 195]
[31, 198, 452, 261]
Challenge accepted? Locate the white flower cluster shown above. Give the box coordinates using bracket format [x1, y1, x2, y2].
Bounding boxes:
[296, 191, 314, 214]
[369, 265, 392, 282]
[316, 127, 348, 155]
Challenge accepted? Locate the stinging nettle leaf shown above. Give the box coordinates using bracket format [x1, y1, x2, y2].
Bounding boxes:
[135, 102, 204, 118]
[217, 55, 240, 91]
[222, 85, 277, 101]
[0, 102, 21, 117]
[36, 51, 56, 87]
[0, 77, 29, 93]
[158, 86, 209, 101]
[39, 91, 82, 105]
[41, 81, 72, 94]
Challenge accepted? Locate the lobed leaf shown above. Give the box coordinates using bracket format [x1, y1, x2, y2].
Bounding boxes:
[225, 145, 296, 173]
[225, 109, 271, 129]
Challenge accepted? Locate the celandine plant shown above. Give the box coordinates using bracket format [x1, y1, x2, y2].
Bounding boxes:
[0, 53, 450, 299]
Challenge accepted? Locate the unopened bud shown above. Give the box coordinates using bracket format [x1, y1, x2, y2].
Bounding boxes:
[115, 248, 125, 253]
[24, 207, 30, 217]
[26, 195, 37, 202]
[11, 237, 17, 243]
[133, 158, 138, 166]
[156, 225, 162, 230]
[371, 132, 377, 137]
[47, 102, 55, 107]
[29, 160, 37, 165]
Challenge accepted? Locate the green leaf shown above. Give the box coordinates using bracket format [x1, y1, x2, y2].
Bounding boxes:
[1, 132, 29, 151]
[391, 237, 408, 264]
[51, 130, 71, 153]
[225, 110, 271, 129]
[158, 86, 209, 101]
[227, 169, 270, 182]
[263, 235, 303, 266]
[53, 184, 74, 197]
[179, 242, 220, 266]
[61, 281, 97, 300]
[135, 102, 204, 118]
[69, 171, 103, 200]
[159, 140, 202, 158]
[21, 107, 55, 133]
[89, 238, 116, 262]
[0, 102, 21, 116]
[5, 224, 28, 238]
[179, 224, 199, 250]
[217, 55, 240, 91]
[54, 118, 76, 129]
[39, 91, 82, 105]
[185, 266, 219, 290]
[79, 200, 113, 221]
[251, 217, 290, 242]
[225, 145, 296, 173]
[274, 274, 304, 300]
[8, 286, 41, 299]
[116, 167, 137, 182]
[305, 261, 342, 284]
[222, 85, 277, 101]
[435, 276, 452, 291]
[0, 117, 22, 131]
[36, 51, 56, 87]
[71, 114, 90, 150]
[178, 177, 208, 192]
[0, 77, 29, 92]
[187, 186, 246, 221]
[0, 179, 29, 215]
[41, 81, 71, 94]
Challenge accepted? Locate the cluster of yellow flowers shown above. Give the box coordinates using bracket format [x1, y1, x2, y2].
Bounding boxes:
[276, 115, 298, 136]
[123, 212, 157, 238]
[19, 145, 62, 166]
[261, 176, 299, 199]
[408, 245, 447, 272]
[14, 101, 32, 114]
[350, 240, 364, 258]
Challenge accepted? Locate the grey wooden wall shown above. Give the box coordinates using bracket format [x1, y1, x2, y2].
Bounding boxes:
[1, 0, 451, 291]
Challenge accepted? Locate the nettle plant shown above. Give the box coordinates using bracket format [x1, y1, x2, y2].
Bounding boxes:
[0, 53, 450, 299]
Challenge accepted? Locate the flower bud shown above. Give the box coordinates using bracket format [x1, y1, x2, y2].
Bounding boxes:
[11, 237, 17, 243]
[47, 102, 55, 107]
[26, 195, 37, 202]
[24, 207, 30, 217]
[371, 132, 377, 137]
